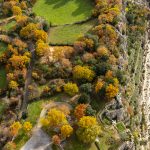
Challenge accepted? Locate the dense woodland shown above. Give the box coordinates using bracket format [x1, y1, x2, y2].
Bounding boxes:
[0, 0, 149, 150]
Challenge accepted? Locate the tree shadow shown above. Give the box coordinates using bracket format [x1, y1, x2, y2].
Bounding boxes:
[71, 0, 94, 17]
[44, 0, 94, 17]
[45, 0, 69, 9]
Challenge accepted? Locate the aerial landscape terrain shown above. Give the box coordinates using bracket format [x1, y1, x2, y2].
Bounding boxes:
[0, 0, 150, 149]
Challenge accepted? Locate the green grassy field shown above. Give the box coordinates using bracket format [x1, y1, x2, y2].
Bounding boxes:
[33, 0, 94, 25]
[49, 19, 97, 45]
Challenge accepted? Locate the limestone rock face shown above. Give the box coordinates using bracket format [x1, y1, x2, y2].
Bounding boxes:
[21, 128, 52, 150]
[118, 141, 135, 150]
[100, 95, 130, 125]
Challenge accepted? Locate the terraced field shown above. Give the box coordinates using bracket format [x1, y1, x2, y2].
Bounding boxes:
[49, 19, 97, 45]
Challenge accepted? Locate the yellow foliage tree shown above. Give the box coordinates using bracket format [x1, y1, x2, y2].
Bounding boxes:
[95, 80, 104, 93]
[61, 124, 73, 138]
[47, 108, 68, 127]
[77, 116, 101, 143]
[20, 1, 27, 9]
[34, 29, 48, 42]
[97, 46, 109, 56]
[73, 65, 95, 81]
[35, 40, 49, 56]
[10, 121, 22, 136]
[23, 122, 32, 132]
[9, 55, 30, 69]
[16, 15, 28, 26]
[20, 23, 38, 39]
[78, 116, 97, 128]
[12, 6, 22, 16]
[8, 80, 19, 90]
[64, 82, 79, 96]
[106, 84, 119, 99]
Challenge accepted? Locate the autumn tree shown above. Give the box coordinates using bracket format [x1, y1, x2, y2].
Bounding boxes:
[35, 40, 49, 56]
[9, 55, 30, 69]
[20, 23, 38, 39]
[8, 80, 19, 90]
[61, 124, 73, 138]
[97, 46, 109, 57]
[47, 108, 68, 127]
[74, 104, 87, 120]
[12, 6, 22, 16]
[16, 15, 28, 26]
[10, 121, 22, 136]
[106, 83, 119, 99]
[34, 29, 48, 42]
[73, 65, 95, 81]
[52, 135, 61, 145]
[64, 82, 79, 96]
[76, 116, 101, 143]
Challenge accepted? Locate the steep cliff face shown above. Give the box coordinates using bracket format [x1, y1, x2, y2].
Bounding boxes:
[100, 0, 150, 149]
[125, 0, 150, 149]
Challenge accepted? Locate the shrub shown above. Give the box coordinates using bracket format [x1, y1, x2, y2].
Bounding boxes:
[23, 121, 32, 132]
[95, 62, 111, 76]
[85, 105, 96, 116]
[78, 93, 91, 104]
[74, 41, 86, 54]
[64, 82, 79, 96]
[80, 83, 92, 93]
[82, 53, 94, 63]
[52, 135, 61, 145]
[97, 46, 109, 57]
[115, 70, 126, 85]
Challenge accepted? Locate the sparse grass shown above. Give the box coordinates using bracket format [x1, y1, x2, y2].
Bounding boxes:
[64, 135, 91, 150]
[49, 19, 97, 45]
[27, 100, 46, 125]
[116, 122, 126, 132]
[1, 21, 16, 31]
[98, 126, 121, 150]
[26, 93, 67, 125]
[33, 0, 94, 25]
[14, 133, 29, 150]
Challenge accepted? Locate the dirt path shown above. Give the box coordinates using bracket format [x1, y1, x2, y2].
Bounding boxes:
[21, 42, 35, 114]
[140, 28, 150, 150]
